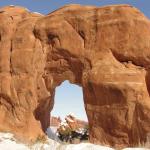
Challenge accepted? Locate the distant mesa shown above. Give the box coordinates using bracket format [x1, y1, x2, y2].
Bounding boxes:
[50, 116, 62, 127]
[50, 114, 88, 129]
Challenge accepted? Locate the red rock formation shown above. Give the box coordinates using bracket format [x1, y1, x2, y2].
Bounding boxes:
[0, 4, 150, 148]
[65, 114, 88, 130]
[50, 114, 88, 129]
[76, 119, 88, 129]
[65, 114, 81, 131]
[57, 114, 88, 136]
[50, 116, 61, 127]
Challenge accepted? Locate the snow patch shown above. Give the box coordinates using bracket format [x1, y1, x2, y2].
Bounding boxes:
[46, 127, 60, 142]
[69, 113, 76, 118]
[60, 121, 68, 126]
[65, 143, 114, 150]
[123, 148, 150, 150]
[25, 8, 30, 12]
[0, 132, 149, 150]
[33, 12, 42, 15]
[0, 133, 28, 150]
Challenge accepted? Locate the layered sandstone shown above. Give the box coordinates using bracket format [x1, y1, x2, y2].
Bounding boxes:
[0, 4, 150, 148]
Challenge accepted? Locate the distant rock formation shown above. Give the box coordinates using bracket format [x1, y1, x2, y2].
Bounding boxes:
[50, 116, 62, 127]
[50, 114, 88, 130]
[0, 4, 150, 148]
[56, 114, 89, 143]
[65, 114, 88, 130]
[56, 114, 88, 131]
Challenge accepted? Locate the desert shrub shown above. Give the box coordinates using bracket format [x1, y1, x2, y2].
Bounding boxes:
[35, 135, 47, 144]
[57, 127, 89, 143]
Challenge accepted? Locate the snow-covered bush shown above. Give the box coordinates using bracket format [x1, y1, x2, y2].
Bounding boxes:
[54, 114, 89, 143]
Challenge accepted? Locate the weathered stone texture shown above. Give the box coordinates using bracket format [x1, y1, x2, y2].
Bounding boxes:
[0, 4, 150, 147]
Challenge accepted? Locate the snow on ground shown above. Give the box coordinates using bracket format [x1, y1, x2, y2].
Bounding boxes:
[123, 148, 149, 150]
[0, 133, 28, 150]
[0, 132, 114, 150]
[64, 143, 114, 150]
[46, 127, 60, 142]
[0, 132, 149, 150]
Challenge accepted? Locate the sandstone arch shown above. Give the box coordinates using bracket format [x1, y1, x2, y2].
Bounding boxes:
[0, 4, 150, 147]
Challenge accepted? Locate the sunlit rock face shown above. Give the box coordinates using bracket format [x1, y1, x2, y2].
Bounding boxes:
[0, 4, 150, 148]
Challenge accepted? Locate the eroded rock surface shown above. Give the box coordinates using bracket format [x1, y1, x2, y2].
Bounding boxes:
[0, 4, 150, 147]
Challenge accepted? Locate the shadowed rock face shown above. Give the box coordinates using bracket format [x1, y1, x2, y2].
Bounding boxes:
[0, 4, 150, 147]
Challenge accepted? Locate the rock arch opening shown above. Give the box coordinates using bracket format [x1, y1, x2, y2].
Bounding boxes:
[47, 80, 89, 142]
[51, 80, 88, 121]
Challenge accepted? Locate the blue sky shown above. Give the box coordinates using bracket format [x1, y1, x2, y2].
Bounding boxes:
[51, 80, 87, 121]
[0, 0, 150, 18]
[0, 1, 149, 121]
